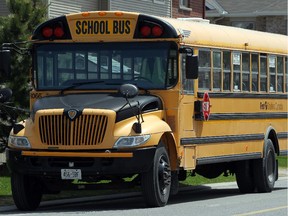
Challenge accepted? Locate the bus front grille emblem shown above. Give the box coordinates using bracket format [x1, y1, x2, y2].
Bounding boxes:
[65, 109, 81, 121]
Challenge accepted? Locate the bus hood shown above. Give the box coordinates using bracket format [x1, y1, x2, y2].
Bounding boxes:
[32, 92, 163, 122]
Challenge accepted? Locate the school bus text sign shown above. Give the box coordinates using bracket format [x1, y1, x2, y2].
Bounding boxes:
[69, 18, 136, 41]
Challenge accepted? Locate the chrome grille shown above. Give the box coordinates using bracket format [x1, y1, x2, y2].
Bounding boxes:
[39, 114, 108, 146]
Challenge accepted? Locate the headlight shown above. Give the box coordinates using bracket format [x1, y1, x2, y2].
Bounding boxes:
[8, 136, 31, 149]
[114, 135, 151, 148]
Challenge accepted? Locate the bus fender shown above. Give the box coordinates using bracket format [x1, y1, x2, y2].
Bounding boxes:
[265, 126, 279, 155]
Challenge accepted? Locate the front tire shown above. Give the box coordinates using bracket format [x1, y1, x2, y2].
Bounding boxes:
[253, 139, 277, 192]
[11, 172, 43, 211]
[141, 146, 171, 207]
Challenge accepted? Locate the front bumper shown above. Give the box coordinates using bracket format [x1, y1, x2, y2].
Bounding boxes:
[6, 147, 156, 177]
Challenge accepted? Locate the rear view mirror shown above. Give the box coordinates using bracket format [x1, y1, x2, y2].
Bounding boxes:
[179, 47, 198, 79]
[0, 50, 11, 81]
[119, 83, 139, 98]
[185, 54, 198, 79]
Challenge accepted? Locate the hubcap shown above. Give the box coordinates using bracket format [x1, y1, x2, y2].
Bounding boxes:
[267, 150, 275, 182]
[158, 156, 171, 195]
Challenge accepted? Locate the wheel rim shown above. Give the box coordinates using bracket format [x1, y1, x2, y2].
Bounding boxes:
[266, 149, 275, 183]
[158, 155, 171, 195]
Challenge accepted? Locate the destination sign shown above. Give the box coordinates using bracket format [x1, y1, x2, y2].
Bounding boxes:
[75, 20, 131, 35]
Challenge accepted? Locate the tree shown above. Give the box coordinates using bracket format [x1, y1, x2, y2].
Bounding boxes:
[0, 0, 47, 107]
[0, 0, 47, 150]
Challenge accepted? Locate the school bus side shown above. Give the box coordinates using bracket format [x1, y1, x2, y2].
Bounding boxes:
[157, 18, 287, 193]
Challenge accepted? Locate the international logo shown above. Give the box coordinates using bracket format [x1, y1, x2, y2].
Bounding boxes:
[65, 109, 81, 121]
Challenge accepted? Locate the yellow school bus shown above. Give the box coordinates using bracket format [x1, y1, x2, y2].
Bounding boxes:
[1, 11, 287, 210]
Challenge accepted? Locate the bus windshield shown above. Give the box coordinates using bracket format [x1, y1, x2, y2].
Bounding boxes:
[35, 42, 178, 90]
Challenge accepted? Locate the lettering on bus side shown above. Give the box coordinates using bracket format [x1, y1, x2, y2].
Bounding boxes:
[260, 101, 284, 111]
[75, 20, 131, 35]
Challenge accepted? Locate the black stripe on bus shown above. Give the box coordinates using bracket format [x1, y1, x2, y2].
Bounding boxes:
[279, 150, 288, 156]
[206, 112, 287, 120]
[181, 134, 264, 145]
[277, 132, 288, 139]
[196, 153, 262, 165]
[197, 92, 287, 99]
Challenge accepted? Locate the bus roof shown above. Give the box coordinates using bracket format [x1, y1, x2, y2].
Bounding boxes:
[32, 11, 288, 55]
[161, 16, 288, 55]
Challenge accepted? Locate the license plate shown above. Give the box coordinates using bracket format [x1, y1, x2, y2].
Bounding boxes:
[61, 169, 82, 180]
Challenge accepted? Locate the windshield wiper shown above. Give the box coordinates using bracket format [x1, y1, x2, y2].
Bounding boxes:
[60, 80, 151, 95]
[60, 81, 105, 94]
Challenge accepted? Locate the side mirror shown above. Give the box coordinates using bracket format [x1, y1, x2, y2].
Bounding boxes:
[0, 88, 12, 103]
[119, 83, 139, 98]
[0, 50, 11, 81]
[185, 54, 198, 79]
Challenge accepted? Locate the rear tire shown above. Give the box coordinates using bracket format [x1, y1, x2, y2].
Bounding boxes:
[141, 146, 171, 207]
[11, 172, 43, 211]
[253, 139, 277, 192]
[235, 160, 256, 193]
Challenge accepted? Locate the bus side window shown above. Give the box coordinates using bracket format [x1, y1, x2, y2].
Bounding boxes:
[269, 55, 276, 92]
[212, 50, 221, 91]
[181, 54, 194, 93]
[285, 57, 288, 92]
[277, 56, 284, 92]
[198, 49, 211, 90]
[233, 52, 241, 91]
[260, 54, 267, 92]
[242, 53, 250, 91]
[252, 53, 259, 92]
[223, 51, 231, 91]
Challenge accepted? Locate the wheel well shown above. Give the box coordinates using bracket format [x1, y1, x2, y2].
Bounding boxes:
[160, 132, 178, 171]
[267, 128, 279, 156]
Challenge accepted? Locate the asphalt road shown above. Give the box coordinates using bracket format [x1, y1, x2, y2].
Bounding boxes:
[1, 177, 287, 216]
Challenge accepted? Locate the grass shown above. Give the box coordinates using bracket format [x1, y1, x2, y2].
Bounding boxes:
[0, 156, 287, 207]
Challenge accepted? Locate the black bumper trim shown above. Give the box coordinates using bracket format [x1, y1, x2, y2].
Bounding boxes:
[6, 147, 156, 177]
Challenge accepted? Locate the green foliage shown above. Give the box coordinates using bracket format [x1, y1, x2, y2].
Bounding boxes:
[0, 0, 47, 107]
[0, 0, 47, 143]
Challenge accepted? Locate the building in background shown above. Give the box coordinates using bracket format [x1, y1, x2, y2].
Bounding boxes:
[48, 0, 205, 19]
[206, 0, 287, 35]
[0, 0, 204, 19]
[0, 0, 286, 35]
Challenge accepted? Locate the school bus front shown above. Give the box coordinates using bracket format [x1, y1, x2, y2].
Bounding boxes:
[5, 11, 191, 211]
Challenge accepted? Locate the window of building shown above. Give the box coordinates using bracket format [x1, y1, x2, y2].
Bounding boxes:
[153, 0, 165, 4]
[179, 0, 192, 11]
[231, 21, 255, 30]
